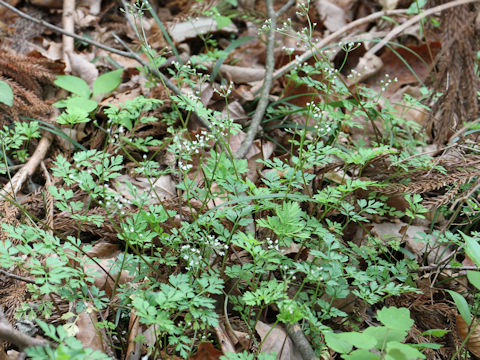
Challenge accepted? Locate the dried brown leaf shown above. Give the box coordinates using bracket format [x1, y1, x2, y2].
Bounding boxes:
[255, 321, 303, 360]
[456, 315, 480, 358]
[76, 309, 104, 353]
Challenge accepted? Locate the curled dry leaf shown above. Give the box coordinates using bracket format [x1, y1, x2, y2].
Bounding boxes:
[255, 321, 303, 360]
[84, 242, 133, 298]
[389, 86, 429, 128]
[67, 52, 98, 87]
[188, 342, 223, 360]
[221, 101, 248, 124]
[315, 0, 348, 32]
[214, 323, 236, 355]
[168, 17, 238, 43]
[74, 8, 98, 28]
[346, 52, 383, 86]
[76, 308, 104, 353]
[29, 0, 62, 8]
[126, 312, 141, 360]
[228, 130, 274, 182]
[366, 43, 441, 95]
[113, 174, 177, 205]
[456, 314, 480, 358]
[369, 222, 453, 265]
[212, 64, 266, 84]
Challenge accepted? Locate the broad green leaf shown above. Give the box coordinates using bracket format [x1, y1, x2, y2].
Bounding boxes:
[386, 341, 426, 359]
[377, 307, 413, 332]
[54, 75, 90, 98]
[53, 99, 67, 108]
[64, 97, 97, 113]
[363, 326, 407, 346]
[407, 0, 426, 14]
[413, 342, 443, 350]
[324, 332, 353, 354]
[343, 349, 380, 360]
[0, 80, 13, 106]
[465, 234, 480, 267]
[93, 69, 123, 97]
[467, 271, 480, 291]
[446, 290, 471, 326]
[420, 329, 449, 337]
[214, 15, 232, 29]
[340, 332, 377, 350]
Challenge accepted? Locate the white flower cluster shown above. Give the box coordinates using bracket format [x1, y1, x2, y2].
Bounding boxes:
[205, 234, 229, 256]
[379, 73, 398, 92]
[281, 46, 296, 55]
[306, 102, 333, 135]
[214, 83, 233, 97]
[296, 0, 310, 17]
[177, 160, 193, 172]
[347, 68, 360, 80]
[100, 185, 132, 215]
[258, 19, 272, 34]
[278, 18, 293, 33]
[340, 41, 361, 53]
[172, 130, 214, 156]
[180, 233, 229, 271]
[181, 244, 201, 271]
[266, 237, 279, 251]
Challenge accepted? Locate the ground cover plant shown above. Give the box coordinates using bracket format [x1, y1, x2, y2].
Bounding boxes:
[0, 0, 479, 359]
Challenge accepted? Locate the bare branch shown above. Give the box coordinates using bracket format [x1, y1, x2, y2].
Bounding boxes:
[235, 0, 295, 158]
[0, 308, 49, 351]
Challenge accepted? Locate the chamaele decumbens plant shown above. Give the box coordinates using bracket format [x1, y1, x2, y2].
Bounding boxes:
[0, 0, 480, 359]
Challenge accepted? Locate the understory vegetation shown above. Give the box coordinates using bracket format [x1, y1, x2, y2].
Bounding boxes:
[0, 0, 480, 359]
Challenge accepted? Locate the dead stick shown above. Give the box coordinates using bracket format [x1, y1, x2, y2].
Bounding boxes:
[0, 133, 52, 201]
[287, 323, 317, 360]
[273, 9, 408, 81]
[62, 0, 75, 70]
[0, 307, 49, 351]
[367, 0, 480, 56]
[0, 269, 35, 284]
[234, 0, 295, 158]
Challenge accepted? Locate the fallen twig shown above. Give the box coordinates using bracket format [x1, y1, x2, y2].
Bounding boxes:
[0, 269, 35, 284]
[0, 133, 52, 201]
[40, 161, 54, 235]
[286, 323, 318, 360]
[366, 0, 480, 56]
[0, 307, 49, 351]
[62, 0, 75, 70]
[417, 265, 480, 272]
[234, 0, 295, 158]
[272, 9, 408, 81]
